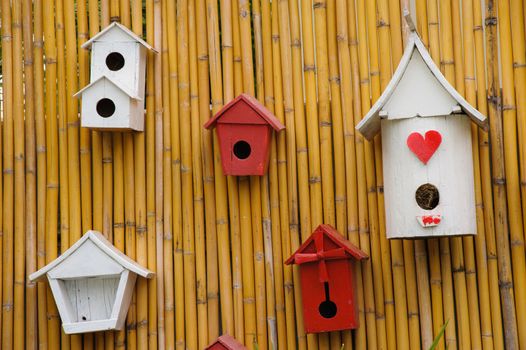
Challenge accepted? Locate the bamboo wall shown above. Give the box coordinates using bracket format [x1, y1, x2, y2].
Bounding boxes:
[1, 0, 526, 349]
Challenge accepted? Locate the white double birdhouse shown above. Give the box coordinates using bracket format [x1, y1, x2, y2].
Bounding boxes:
[356, 19, 488, 239]
[74, 22, 157, 131]
[29, 231, 154, 334]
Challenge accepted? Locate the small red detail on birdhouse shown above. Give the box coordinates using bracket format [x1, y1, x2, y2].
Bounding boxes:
[406, 130, 442, 164]
[203, 93, 285, 176]
[285, 224, 368, 333]
[205, 334, 247, 350]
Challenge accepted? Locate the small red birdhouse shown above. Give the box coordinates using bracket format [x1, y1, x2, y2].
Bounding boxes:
[203, 93, 285, 176]
[205, 334, 246, 350]
[285, 224, 368, 333]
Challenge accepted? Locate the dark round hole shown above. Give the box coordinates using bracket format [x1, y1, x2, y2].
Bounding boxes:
[319, 300, 337, 319]
[233, 140, 251, 160]
[415, 183, 440, 210]
[96, 98, 116, 118]
[105, 52, 125, 71]
[81, 316, 87, 321]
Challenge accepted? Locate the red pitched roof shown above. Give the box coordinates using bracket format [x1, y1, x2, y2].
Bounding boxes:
[285, 224, 368, 265]
[204, 334, 247, 350]
[203, 93, 285, 131]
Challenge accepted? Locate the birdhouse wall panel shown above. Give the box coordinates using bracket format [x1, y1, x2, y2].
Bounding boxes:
[381, 115, 476, 238]
[216, 124, 272, 175]
[80, 85, 134, 130]
[383, 50, 458, 119]
[91, 42, 141, 95]
[64, 277, 119, 323]
[112, 271, 138, 330]
[299, 261, 358, 333]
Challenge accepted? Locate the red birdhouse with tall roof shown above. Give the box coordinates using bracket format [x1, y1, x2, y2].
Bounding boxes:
[203, 93, 285, 176]
[205, 334, 247, 350]
[285, 224, 368, 333]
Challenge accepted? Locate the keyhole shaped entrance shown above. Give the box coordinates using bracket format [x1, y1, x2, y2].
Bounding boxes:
[318, 282, 337, 319]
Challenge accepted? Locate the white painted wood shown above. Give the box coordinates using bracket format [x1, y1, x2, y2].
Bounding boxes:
[49, 240, 124, 279]
[74, 75, 144, 131]
[29, 230, 153, 334]
[90, 42, 144, 97]
[381, 115, 477, 238]
[63, 319, 119, 334]
[356, 31, 487, 140]
[82, 22, 157, 52]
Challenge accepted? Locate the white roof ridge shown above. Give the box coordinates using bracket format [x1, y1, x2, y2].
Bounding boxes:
[73, 74, 142, 100]
[29, 230, 154, 281]
[356, 31, 487, 140]
[82, 22, 158, 53]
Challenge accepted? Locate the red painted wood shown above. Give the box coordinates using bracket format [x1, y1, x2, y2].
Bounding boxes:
[205, 334, 247, 350]
[285, 225, 368, 333]
[406, 130, 442, 164]
[203, 93, 285, 176]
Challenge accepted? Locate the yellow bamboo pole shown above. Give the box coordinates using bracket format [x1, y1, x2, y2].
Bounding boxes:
[42, 0, 61, 346]
[195, 0, 220, 340]
[484, 0, 519, 347]
[12, 0, 26, 348]
[164, 0, 184, 349]
[269, 2, 297, 347]
[160, 0, 175, 349]
[33, 0, 49, 347]
[275, 1, 306, 348]
[22, 0, 37, 346]
[496, 1, 526, 348]
[0, 115, 3, 348]
[206, 0, 236, 339]
[188, 0, 209, 346]
[176, 1, 199, 348]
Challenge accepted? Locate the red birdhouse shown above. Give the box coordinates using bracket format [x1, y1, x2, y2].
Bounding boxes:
[205, 334, 246, 350]
[285, 224, 368, 333]
[203, 93, 285, 176]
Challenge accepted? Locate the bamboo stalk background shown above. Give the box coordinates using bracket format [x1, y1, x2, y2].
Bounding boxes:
[1, 1, 526, 350]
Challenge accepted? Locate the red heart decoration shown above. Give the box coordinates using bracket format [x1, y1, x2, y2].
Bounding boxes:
[406, 130, 442, 164]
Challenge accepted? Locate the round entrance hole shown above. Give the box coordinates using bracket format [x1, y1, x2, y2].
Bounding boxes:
[96, 98, 116, 118]
[233, 140, 251, 159]
[318, 300, 337, 319]
[105, 52, 125, 71]
[415, 183, 440, 210]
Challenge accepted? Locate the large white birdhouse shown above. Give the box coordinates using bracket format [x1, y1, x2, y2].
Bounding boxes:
[75, 22, 156, 131]
[29, 231, 154, 334]
[356, 24, 488, 239]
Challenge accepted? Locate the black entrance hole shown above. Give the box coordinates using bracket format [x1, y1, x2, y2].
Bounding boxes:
[318, 282, 338, 319]
[233, 140, 251, 159]
[105, 52, 125, 71]
[96, 98, 116, 118]
[81, 316, 87, 321]
[415, 183, 440, 210]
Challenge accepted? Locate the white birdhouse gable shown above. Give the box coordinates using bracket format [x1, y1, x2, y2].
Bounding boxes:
[29, 231, 153, 334]
[382, 50, 458, 119]
[75, 76, 144, 131]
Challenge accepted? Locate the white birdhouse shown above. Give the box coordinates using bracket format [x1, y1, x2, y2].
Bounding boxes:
[356, 21, 488, 239]
[29, 231, 154, 334]
[75, 22, 157, 131]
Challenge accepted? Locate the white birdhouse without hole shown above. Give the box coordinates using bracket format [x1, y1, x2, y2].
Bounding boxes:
[75, 22, 157, 131]
[356, 23, 488, 239]
[29, 231, 154, 334]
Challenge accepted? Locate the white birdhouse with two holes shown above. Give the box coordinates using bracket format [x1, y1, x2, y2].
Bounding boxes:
[356, 16, 488, 239]
[29, 231, 154, 334]
[74, 22, 157, 131]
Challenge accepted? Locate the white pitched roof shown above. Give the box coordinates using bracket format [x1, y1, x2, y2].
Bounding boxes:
[356, 31, 488, 140]
[29, 230, 154, 281]
[82, 22, 157, 52]
[73, 75, 141, 100]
